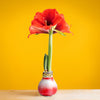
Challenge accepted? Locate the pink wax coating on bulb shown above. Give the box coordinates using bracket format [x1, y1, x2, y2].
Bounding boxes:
[38, 77, 57, 96]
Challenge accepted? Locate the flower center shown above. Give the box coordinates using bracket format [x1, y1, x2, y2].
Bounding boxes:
[44, 20, 51, 26]
[47, 21, 51, 25]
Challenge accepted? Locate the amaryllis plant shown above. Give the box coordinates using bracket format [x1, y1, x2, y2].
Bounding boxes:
[28, 9, 71, 72]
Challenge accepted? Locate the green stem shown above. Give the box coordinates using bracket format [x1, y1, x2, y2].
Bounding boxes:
[48, 28, 53, 72]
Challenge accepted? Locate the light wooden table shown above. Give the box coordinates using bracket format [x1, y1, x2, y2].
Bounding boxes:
[0, 90, 100, 100]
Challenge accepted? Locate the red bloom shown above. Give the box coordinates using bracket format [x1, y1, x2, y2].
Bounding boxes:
[29, 9, 71, 37]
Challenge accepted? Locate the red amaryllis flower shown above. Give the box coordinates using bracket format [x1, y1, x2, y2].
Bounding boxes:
[28, 9, 71, 37]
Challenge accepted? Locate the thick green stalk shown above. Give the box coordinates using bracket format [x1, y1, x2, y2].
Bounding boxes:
[48, 28, 53, 72]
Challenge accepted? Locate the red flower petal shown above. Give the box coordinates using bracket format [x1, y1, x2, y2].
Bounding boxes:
[29, 25, 49, 34]
[29, 19, 44, 35]
[52, 14, 64, 25]
[56, 19, 71, 33]
[43, 9, 58, 25]
[31, 19, 43, 27]
[52, 14, 71, 33]
[34, 12, 45, 25]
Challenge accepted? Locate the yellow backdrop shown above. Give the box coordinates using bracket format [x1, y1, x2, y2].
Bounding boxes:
[0, 0, 100, 90]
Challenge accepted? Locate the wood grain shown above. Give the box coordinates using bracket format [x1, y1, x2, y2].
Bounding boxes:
[0, 90, 100, 100]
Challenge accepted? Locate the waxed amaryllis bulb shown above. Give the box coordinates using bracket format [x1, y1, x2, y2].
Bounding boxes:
[38, 71, 57, 96]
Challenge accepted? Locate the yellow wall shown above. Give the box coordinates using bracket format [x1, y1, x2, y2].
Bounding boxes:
[0, 0, 100, 90]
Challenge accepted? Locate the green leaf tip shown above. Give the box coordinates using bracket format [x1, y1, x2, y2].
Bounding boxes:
[44, 54, 48, 71]
[35, 33, 39, 35]
[54, 29, 66, 36]
[52, 24, 57, 30]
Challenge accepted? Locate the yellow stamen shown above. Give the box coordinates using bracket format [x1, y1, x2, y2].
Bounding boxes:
[44, 20, 47, 25]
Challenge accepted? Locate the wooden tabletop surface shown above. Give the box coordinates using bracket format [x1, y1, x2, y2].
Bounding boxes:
[0, 90, 100, 100]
